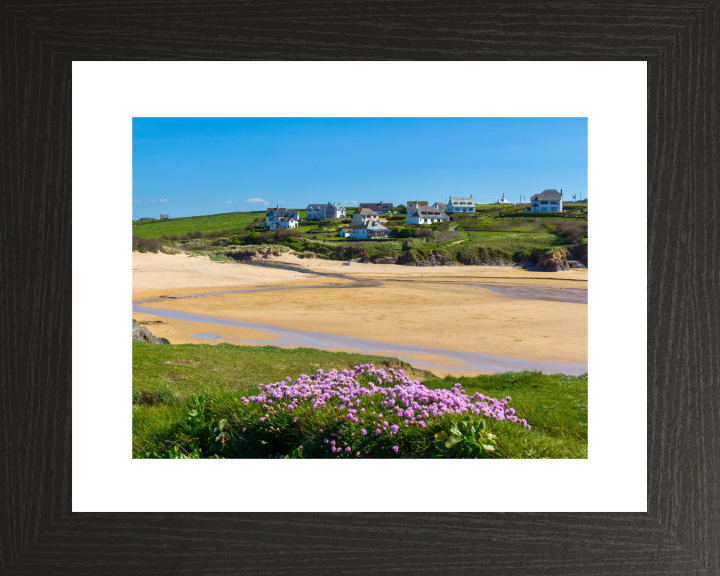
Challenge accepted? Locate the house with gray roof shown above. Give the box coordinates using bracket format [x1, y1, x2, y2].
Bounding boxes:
[359, 201, 394, 214]
[446, 196, 475, 214]
[306, 204, 326, 220]
[530, 189, 563, 212]
[306, 202, 346, 220]
[432, 202, 447, 211]
[406, 206, 450, 225]
[346, 220, 391, 239]
[266, 206, 299, 226]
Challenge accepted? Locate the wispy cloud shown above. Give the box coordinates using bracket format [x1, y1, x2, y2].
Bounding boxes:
[343, 201, 349, 204]
[224, 201, 233, 204]
[134, 200, 142, 203]
[158, 199, 168, 203]
[352, 200, 358, 204]
[245, 197, 269, 205]
[150, 200, 156, 204]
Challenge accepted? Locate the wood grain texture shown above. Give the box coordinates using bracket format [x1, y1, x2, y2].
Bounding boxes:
[1, 1, 718, 574]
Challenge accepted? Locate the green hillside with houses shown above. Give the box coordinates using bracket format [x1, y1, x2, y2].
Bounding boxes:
[132, 197, 588, 271]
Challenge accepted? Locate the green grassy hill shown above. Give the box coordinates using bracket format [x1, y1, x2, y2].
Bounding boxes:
[132, 211, 272, 240]
[132, 207, 362, 240]
[132, 205, 586, 269]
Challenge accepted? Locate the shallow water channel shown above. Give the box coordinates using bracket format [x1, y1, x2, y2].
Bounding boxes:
[133, 261, 588, 375]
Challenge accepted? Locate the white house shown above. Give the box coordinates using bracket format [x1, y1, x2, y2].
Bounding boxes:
[494, 193, 513, 205]
[530, 189, 563, 212]
[324, 203, 346, 219]
[359, 201, 394, 214]
[268, 216, 298, 231]
[266, 206, 299, 226]
[351, 208, 380, 225]
[307, 202, 346, 220]
[342, 220, 391, 239]
[446, 196, 475, 214]
[406, 206, 450, 225]
[432, 202, 447, 211]
[306, 204, 326, 220]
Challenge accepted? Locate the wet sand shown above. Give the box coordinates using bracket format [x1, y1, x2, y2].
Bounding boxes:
[133, 252, 587, 375]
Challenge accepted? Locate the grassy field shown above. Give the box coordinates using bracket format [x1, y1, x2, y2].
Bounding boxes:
[132, 207, 362, 240]
[132, 211, 267, 239]
[132, 342, 588, 459]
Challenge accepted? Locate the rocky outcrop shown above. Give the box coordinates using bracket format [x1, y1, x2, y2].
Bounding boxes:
[133, 319, 170, 344]
[569, 243, 588, 267]
[371, 256, 399, 265]
[537, 248, 568, 272]
[568, 260, 586, 269]
[523, 248, 569, 272]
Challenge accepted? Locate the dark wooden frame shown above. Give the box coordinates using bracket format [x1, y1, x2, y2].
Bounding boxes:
[2, 2, 718, 574]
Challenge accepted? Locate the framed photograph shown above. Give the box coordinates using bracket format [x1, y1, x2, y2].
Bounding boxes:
[3, 3, 718, 574]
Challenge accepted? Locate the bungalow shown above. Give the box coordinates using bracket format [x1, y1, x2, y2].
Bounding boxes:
[530, 189, 563, 212]
[407, 201, 429, 211]
[266, 206, 299, 226]
[358, 201, 394, 214]
[307, 202, 346, 220]
[346, 220, 391, 239]
[137, 217, 155, 222]
[351, 208, 380, 225]
[406, 206, 450, 225]
[268, 216, 298, 231]
[160, 214, 169, 219]
[446, 196, 475, 214]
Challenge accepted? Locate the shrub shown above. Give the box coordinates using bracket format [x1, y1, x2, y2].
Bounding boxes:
[276, 229, 303, 241]
[132, 235, 161, 253]
[390, 226, 412, 238]
[547, 221, 588, 244]
[414, 228, 433, 238]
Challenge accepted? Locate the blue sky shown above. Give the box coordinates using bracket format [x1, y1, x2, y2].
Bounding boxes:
[132, 117, 587, 218]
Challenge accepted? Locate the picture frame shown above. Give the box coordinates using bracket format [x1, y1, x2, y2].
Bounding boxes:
[2, 2, 717, 573]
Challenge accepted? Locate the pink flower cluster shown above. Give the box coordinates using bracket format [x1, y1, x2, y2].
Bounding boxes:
[241, 364, 530, 429]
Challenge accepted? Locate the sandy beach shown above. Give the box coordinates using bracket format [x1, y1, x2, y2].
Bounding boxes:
[133, 252, 587, 375]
